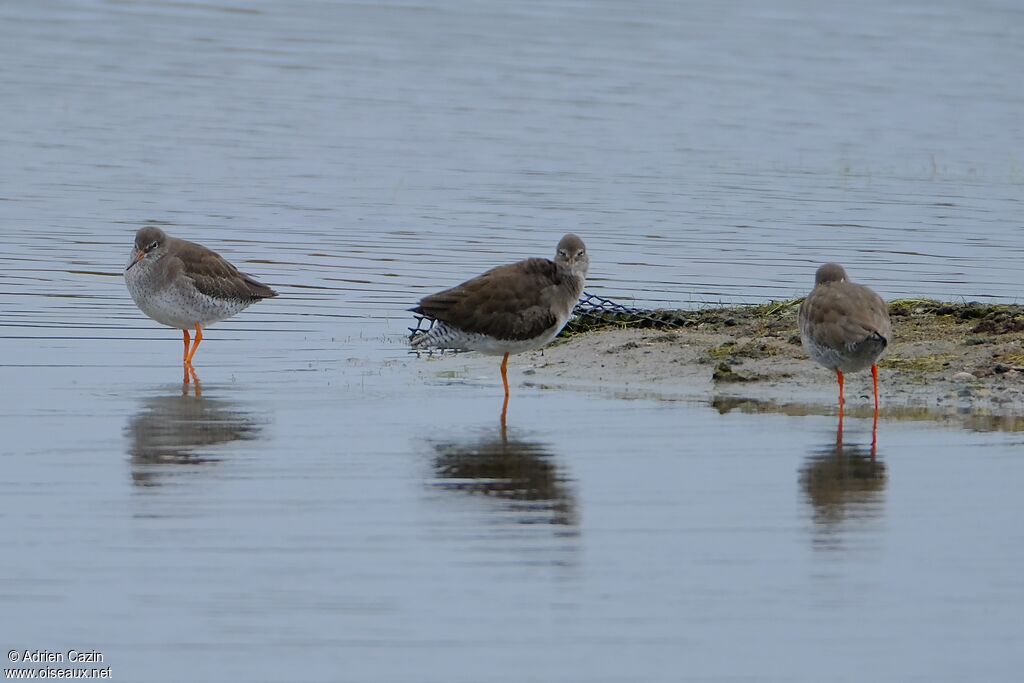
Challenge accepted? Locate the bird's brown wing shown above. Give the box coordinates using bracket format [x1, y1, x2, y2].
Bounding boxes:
[172, 238, 277, 301]
[413, 258, 565, 341]
[801, 282, 890, 349]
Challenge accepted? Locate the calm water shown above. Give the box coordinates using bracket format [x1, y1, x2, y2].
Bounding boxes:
[2, 0, 1023, 681]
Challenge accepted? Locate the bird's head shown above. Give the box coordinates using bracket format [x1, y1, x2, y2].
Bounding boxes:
[127, 226, 169, 272]
[555, 233, 589, 278]
[815, 262, 848, 285]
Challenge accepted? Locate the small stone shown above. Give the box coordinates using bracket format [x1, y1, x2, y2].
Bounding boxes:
[957, 387, 973, 397]
[522, 368, 536, 376]
[712, 362, 752, 383]
[994, 363, 1011, 374]
[952, 372, 976, 382]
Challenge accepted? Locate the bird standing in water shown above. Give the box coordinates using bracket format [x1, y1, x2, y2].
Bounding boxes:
[124, 226, 277, 385]
[798, 262, 891, 418]
[411, 234, 589, 425]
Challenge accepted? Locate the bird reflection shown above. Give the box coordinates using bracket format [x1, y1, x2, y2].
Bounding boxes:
[800, 412, 887, 531]
[430, 427, 577, 527]
[125, 391, 263, 487]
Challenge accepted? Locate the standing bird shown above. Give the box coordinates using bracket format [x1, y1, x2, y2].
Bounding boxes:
[124, 226, 277, 378]
[798, 262, 891, 415]
[411, 234, 589, 424]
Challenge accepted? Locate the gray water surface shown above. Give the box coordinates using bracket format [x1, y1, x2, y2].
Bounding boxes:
[2, 1, 1024, 681]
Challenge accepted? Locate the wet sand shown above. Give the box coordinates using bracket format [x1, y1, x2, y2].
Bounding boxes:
[413, 299, 1024, 425]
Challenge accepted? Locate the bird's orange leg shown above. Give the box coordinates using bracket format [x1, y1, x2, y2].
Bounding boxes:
[186, 323, 204, 364]
[500, 352, 510, 426]
[836, 409, 845, 450]
[871, 364, 880, 457]
[182, 329, 192, 363]
[836, 368, 845, 414]
[871, 364, 880, 415]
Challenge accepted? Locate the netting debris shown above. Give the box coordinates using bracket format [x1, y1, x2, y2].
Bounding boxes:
[565, 292, 687, 334]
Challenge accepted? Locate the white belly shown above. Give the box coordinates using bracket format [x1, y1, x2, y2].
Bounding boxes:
[412, 319, 567, 355]
[458, 326, 563, 355]
[126, 268, 249, 329]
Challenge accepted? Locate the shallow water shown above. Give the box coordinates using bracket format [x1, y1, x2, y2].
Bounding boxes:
[2, 1, 1024, 681]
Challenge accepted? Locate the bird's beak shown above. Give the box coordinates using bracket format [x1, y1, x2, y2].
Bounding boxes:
[126, 251, 145, 271]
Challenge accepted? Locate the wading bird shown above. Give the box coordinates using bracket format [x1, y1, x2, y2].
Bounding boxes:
[411, 234, 589, 424]
[125, 226, 277, 383]
[798, 262, 891, 417]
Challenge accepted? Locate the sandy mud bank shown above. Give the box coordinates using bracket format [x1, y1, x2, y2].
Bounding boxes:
[412, 299, 1024, 430]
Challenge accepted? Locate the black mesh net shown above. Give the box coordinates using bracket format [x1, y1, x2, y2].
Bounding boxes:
[565, 291, 687, 333]
[408, 313, 435, 341]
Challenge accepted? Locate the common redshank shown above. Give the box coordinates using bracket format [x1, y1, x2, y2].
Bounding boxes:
[124, 226, 277, 378]
[798, 262, 891, 416]
[411, 233, 589, 424]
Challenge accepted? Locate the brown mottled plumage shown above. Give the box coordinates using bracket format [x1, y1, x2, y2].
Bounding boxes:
[154, 232, 277, 302]
[799, 262, 891, 414]
[413, 258, 571, 343]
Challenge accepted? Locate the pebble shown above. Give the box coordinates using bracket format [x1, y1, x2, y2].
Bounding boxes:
[952, 371, 976, 382]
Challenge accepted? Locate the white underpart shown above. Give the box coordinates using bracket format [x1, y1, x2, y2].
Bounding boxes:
[412, 319, 567, 356]
[125, 253, 250, 329]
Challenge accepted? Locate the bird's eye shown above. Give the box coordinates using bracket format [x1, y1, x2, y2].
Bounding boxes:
[146, 241, 158, 252]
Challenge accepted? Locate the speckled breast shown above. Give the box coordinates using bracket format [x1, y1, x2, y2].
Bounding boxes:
[126, 265, 250, 330]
